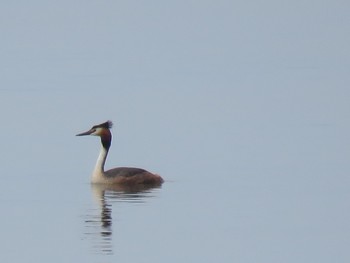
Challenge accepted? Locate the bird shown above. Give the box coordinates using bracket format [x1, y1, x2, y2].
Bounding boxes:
[76, 121, 163, 186]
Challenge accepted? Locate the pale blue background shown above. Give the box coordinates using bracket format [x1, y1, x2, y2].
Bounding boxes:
[0, 1, 349, 262]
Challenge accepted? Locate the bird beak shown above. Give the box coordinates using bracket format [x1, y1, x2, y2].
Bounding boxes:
[76, 129, 94, 136]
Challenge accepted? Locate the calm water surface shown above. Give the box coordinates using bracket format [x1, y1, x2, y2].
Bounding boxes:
[0, 118, 349, 263]
[84, 184, 163, 256]
[1, 1, 350, 262]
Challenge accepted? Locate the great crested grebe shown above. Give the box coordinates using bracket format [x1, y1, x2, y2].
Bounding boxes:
[76, 121, 163, 185]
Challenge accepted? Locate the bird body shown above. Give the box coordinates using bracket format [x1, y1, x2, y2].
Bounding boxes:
[77, 121, 163, 186]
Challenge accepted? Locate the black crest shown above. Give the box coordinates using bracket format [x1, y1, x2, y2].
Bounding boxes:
[93, 120, 113, 129]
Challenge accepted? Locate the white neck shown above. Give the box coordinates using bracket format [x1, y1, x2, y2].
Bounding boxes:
[91, 146, 109, 183]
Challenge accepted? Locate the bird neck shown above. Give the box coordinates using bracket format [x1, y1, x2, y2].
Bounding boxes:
[92, 131, 111, 181]
[93, 145, 109, 173]
[100, 129, 112, 149]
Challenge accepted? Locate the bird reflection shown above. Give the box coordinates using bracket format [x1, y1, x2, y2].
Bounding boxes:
[84, 183, 161, 255]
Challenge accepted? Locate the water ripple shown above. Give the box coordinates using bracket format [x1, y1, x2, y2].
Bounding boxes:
[83, 184, 162, 255]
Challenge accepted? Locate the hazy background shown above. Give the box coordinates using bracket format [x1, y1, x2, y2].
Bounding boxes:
[0, 1, 349, 262]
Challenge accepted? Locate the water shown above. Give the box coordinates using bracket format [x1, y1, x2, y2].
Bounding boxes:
[0, 1, 350, 262]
